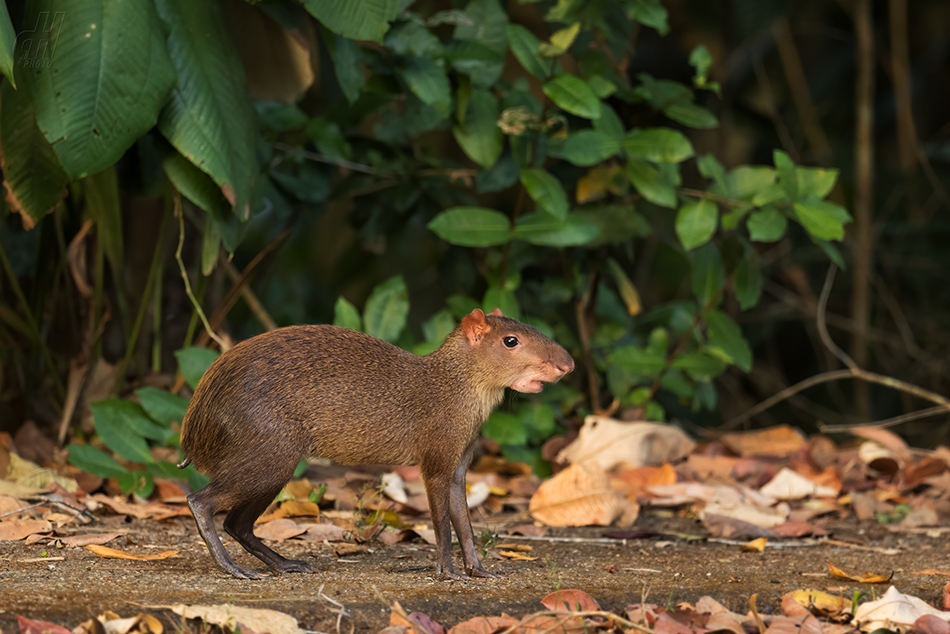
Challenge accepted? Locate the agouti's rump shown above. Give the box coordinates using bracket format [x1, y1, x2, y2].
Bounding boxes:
[179, 308, 573, 580]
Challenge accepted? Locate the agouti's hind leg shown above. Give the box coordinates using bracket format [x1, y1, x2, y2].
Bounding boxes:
[187, 484, 263, 580]
[223, 486, 315, 574]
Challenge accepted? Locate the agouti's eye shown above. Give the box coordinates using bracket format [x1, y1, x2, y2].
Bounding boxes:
[503, 336, 519, 348]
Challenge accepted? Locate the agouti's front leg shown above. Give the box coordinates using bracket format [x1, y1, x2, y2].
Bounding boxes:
[449, 445, 501, 579]
[421, 460, 460, 579]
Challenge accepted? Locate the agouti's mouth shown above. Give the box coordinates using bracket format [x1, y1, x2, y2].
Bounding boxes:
[511, 379, 545, 393]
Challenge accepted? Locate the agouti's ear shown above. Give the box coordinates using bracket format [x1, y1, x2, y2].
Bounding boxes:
[461, 309, 492, 343]
[488, 308, 504, 316]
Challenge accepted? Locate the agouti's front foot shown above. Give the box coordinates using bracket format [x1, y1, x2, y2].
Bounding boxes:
[270, 558, 316, 574]
[466, 565, 503, 579]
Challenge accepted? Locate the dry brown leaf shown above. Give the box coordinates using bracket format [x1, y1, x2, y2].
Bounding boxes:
[853, 585, 950, 631]
[721, 425, 806, 458]
[0, 518, 52, 540]
[529, 462, 625, 527]
[759, 467, 838, 500]
[763, 614, 823, 634]
[169, 603, 305, 634]
[827, 562, 893, 583]
[60, 532, 125, 547]
[915, 615, 950, 634]
[87, 494, 178, 519]
[497, 550, 538, 561]
[914, 569, 950, 576]
[300, 522, 347, 542]
[97, 611, 164, 634]
[704, 613, 748, 634]
[333, 543, 364, 556]
[390, 600, 446, 634]
[784, 589, 849, 617]
[770, 521, 828, 538]
[540, 588, 600, 612]
[279, 500, 322, 518]
[84, 544, 180, 561]
[254, 518, 308, 541]
[740, 537, 767, 552]
[495, 543, 532, 552]
[702, 513, 776, 540]
[448, 614, 520, 634]
[556, 416, 695, 470]
[518, 614, 586, 634]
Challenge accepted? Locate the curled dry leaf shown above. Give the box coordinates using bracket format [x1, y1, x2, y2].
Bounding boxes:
[556, 416, 695, 470]
[759, 468, 838, 500]
[94, 611, 164, 634]
[84, 545, 180, 561]
[0, 518, 52, 540]
[529, 462, 625, 527]
[853, 586, 950, 632]
[827, 562, 893, 583]
[739, 537, 767, 552]
[170, 603, 305, 634]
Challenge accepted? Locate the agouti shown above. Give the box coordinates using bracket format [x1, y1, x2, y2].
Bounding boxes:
[178, 308, 574, 580]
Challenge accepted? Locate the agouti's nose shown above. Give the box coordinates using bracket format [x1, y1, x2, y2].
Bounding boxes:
[556, 354, 575, 376]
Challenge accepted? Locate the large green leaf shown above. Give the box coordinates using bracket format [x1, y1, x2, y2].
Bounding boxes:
[68, 444, 128, 479]
[23, 0, 175, 179]
[91, 400, 160, 464]
[135, 386, 189, 427]
[543, 74, 601, 119]
[609, 345, 666, 377]
[452, 90, 503, 168]
[428, 207, 512, 246]
[671, 352, 726, 381]
[520, 169, 568, 219]
[82, 166, 123, 272]
[364, 276, 409, 343]
[453, 0, 507, 87]
[514, 212, 600, 247]
[506, 24, 551, 79]
[400, 57, 451, 119]
[623, 128, 694, 163]
[561, 129, 620, 166]
[0, 79, 68, 229]
[323, 29, 364, 103]
[333, 296, 362, 331]
[156, 0, 257, 215]
[0, 1, 15, 87]
[301, 0, 400, 43]
[664, 102, 717, 129]
[676, 198, 718, 251]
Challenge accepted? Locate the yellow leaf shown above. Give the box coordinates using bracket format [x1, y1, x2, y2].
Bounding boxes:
[85, 544, 180, 561]
[739, 537, 767, 552]
[539, 22, 580, 58]
[827, 561, 893, 583]
[576, 165, 624, 204]
[786, 589, 849, 616]
[498, 550, 539, 561]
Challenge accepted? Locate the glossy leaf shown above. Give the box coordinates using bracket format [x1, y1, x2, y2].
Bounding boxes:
[606, 258, 641, 316]
[704, 309, 752, 371]
[453, 90, 503, 168]
[697, 154, 730, 196]
[543, 74, 601, 119]
[520, 169, 569, 219]
[626, 159, 677, 208]
[746, 206, 787, 242]
[664, 102, 717, 129]
[174, 347, 220, 390]
[301, 0, 399, 43]
[609, 345, 666, 376]
[24, 0, 176, 179]
[0, 80, 68, 229]
[561, 129, 620, 167]
[0, 1, 16, 87]
[676, 198, 718, 250]
[671, 352, 726, 381]
[594, 104, 624, 139]
[428, 207, 512, 246]
[364, 276, 409, 343]
[156, 0, 257, 214]
[334, 296, 362, 331]
[514, 212, 600, 246]
[727, 166, 776, 201]
[796, 167, 838, 198]
[91, 400, 161, 464]
[401, 56, 451, 119]
[135, 387, 190, 427]
[506, 24, 551, 78]
[539, 21, 580, 57]
[453, 0, 507, 87]
[794, 199, 851, 241]
[324, 30, 364, 103]
[68, 444, 127, 479]
[622, 128, 694, 163]
[628, 0, 669, 35]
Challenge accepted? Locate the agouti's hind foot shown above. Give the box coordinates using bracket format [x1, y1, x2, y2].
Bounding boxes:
[270, 558, 315, 574]
[222, 561, 265, 580]
[466, 565, 503, 579]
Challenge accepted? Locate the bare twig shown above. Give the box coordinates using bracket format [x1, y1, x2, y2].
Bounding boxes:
[819, 405, 948, 433]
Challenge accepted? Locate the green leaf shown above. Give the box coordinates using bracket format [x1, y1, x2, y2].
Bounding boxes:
[482, 411, 528, 445]
[628, 0, 669, 35]
[796, 167, 838, 198]
[793, 199, 851, 241]
[324, 30, 364, 104]
[622, 128, 694, 163]
[506, 24, 551, 79]
[626, 159, 677, 208]
[453, 90, 503, 169]
[334, 296, 362, 331]
[606, 258, 641, 316]
[520, 169, 568, 219]
[561, 130, 620, 167]
[428, 207, 512, 246]
[671, 352, 726, 381]
[727, 166, 776, 201]
[453, 0, 507, 87]
[609, 345, 666, 377]
[539, 21, 580, 57]
[0, 1, 16, 87]
[514, 212, 600, 247]
[691, 242, 724, 307]
[364, 276, 409, 343]
[82, 167, 123, 273]
[68, 444, 128, 479]
[746, 206, 787, 242]
[117, 470, 154, 497]
[543, 74, 601, 119]
[22, 0, 176, 179]
[156, 0, 257, 214]
[689, 45, 713, 87]
[676, 198, 718, 251]
[697, 154, 730, 196]
[400, 57, 451, 119]
[663, 103, 718, 129]
[774, 149, 797, 200]
[0, 78, 68, 228]
[301, 0, 399, 43]
[734, 251, 763, 310]
[162, 151, 237, 249]
[482, 285, 520, 320]
[305, 118, 351, 160]
[135, 387, 189, 427]
[594, 104, 624, 139]
[704, 309, 752, 371]
[91, 400, 159, 464]
[174, 347, 220, 390]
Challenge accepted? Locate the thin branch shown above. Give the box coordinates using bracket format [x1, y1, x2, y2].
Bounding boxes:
[820, 405, 948, 434]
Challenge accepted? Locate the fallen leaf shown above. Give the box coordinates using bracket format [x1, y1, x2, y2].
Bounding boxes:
[391, 601, 446, 634]
[740, 537, 767, 552]
[654, 611, 696, 634]
[763, 614, 822, 634]
[497, 550, 538, 561]
[915, 615, 950, 634]
[253, 518, 308, 541]
[721, 425, 806, 458]
[556, 416, 695, 470]
[519, 614, 586, 634]
[448, 614, 520, 634]
[17, 615, 73, 634]
[97, 611, 164, 634]
[853, 586, 950, 631]
[702, 513, 777, 539]
[770, 520, 828, 537]
[278, 500, 322, 518]
[784, 589, 849, 617]
[300, 523, 347, 542]
[60, 532, 126, 548]
[759, 467, 838, 500]
[915, 569, 950, 576]
[333, 543, 364, 556]
[540, 589, 600, 612]
[529, 462, 625, 527]
[0, 518, 52, 540]
[827, 562, 893, 583]
[169, 603, 305, 634]
[85, 545, 180, 561]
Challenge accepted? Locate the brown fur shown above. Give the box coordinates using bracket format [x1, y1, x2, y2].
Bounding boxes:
[179, 309, 574, 579]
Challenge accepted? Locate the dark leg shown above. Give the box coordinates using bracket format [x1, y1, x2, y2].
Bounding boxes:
[187, 484, 263, 580]
[448, 445, 501, 579]
[223, 487, 315, 574]
[421, 461, 459, 579]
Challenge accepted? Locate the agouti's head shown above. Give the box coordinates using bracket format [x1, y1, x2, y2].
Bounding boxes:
[460, 308, 574, 393]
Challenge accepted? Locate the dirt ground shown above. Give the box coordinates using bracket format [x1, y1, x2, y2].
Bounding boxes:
[2, 513, 949, 633]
